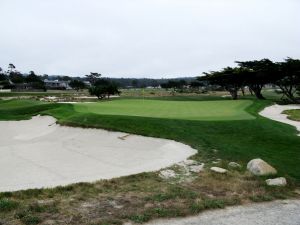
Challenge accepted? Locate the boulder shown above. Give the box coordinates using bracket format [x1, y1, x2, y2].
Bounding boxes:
[210, 167, 227, 174]
[228, 162, 242, 169]
[159, 169, 176, 179]
[247, 158, 277, 176]
[266, 177, 287, 186]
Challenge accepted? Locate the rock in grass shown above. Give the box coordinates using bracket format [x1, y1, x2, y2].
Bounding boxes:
[247, 158, 277, 176]
[189, 163, 205, 173]
[177, 159, 197, 166]
[210, 167, 227, 174]
[228, 162, 242, 169]
[159, 169, 176, 179]
[212, 159, 221, 164]
[266, 177, 287, 186]
[294, 189, 300, 195]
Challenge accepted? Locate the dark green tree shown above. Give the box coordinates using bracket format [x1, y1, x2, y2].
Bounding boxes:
[199, 67, 247, 100]
[275, 58, 300, 103]
[8, 63, 15, 72]
[25, 71, 41, 83]
[235, 59, 280, 99]
[9, 71, 24, 84]
[89, 86, 107, 99]
[131, 79, 138, 88]
[25, 71, 45, 90]
[85, 72, 101, 85]
[69, 80, 86, 91]
[89, 81, 120, 99]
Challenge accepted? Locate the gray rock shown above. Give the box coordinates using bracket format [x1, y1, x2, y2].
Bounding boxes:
[159, 169, 176, 179]
[247, 158, 277, 176]
[266, 177, 287, 186]
[189, 163, 205, 173]
[212, 158, 222, 164]
[228, 162, 242, 169]
[210, 167, 227, 174]
[109, 200, 124, 209]
[178, 159, 197, 166]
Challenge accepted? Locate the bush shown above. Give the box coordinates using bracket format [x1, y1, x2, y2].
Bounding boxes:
[89, 83, 120, 99]
[0, 199, 19, 212]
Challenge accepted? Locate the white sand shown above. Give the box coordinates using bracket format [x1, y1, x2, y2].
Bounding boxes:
[0, 116, 196, 192]
[259, 104, 300, 135]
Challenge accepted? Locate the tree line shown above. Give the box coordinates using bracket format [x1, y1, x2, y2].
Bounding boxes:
[0, 64, 46, 90]
[198, 58, 300, 103]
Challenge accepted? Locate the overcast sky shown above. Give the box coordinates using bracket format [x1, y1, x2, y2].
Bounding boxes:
[0, 0, 299, 78]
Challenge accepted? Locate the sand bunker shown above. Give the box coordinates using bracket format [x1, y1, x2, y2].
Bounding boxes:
[259, 104, 300, 135]
[0, 116, 196, 192]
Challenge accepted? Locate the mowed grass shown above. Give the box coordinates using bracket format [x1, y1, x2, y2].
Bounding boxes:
[0, 100, 53, 120]
[74, 99, 255, 121]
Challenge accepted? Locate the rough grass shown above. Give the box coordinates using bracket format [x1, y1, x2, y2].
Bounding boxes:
[0, 168, 297, 225]
[283, 109, 300, 121]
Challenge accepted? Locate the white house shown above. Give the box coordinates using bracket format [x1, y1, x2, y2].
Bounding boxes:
[44, 79, 71, 90]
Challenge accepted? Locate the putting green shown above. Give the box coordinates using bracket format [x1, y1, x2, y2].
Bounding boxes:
[74, 99, 255, 121]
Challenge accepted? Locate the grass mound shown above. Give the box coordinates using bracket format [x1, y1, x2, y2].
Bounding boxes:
[283, 109, 300, 121]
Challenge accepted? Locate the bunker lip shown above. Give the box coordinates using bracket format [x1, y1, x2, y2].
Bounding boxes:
[259, 104, 300, 135]
[0, 116, 197, 192]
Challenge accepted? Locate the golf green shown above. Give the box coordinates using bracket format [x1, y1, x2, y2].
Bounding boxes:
[74, 99, 255, 121]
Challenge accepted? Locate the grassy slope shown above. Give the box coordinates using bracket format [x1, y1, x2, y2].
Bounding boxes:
[283, 109, 300, 121]
[74, 99, 255, 121]
[0, 100, 54, 120]
[1, 98, 298, 182]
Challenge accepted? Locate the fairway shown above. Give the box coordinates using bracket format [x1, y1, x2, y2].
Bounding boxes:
[74, 99, 255, 121]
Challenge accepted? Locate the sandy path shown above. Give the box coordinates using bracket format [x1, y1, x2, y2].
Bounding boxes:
[259, 104, 300, 134]
[145, 199, 300, 225]
[0, 116, 196, 192]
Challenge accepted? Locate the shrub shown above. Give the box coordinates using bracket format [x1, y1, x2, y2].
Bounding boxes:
[0, 199, 19, 212]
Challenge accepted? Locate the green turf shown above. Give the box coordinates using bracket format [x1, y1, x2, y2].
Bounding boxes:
[74, 99, 255, 121]
[283, 109, 300, 121]
[0, 100, 53, 120]
[1, 98, 300, 182]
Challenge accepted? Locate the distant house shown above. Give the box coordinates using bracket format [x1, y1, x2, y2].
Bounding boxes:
[83, 81, 91, 87]
[44, 79, 71, 90]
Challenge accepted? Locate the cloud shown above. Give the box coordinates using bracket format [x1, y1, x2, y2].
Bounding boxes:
[0, 0, 299, 77]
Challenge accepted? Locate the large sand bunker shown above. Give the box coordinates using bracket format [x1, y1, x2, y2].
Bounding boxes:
[0, 116, 196, 192]
[259, 104, 300, 135]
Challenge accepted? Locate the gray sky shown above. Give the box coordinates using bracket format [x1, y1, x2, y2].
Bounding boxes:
[0, 0, 299, 78]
